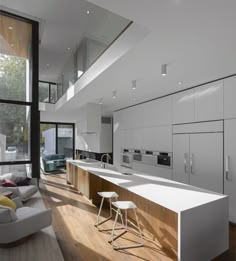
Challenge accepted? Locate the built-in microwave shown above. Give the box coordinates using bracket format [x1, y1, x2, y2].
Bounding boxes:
[121, 149, 133, 168]
[157, 152, 172, 168]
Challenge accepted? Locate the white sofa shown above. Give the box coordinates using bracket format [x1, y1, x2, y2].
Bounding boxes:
[0, 197, 52, 244]
[0, 173, 38, 201]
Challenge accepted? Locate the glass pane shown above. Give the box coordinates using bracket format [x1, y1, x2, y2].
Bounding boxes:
[50, 84, 57, 103]
[40, 124, 56, 156]
[58, 8, 130, 98]
[0, 14, 32, 102]
[0, 103, 30, 162]
[0, 164, 32, 178]
[57, 124, 73, 159]
[39, 82, 49, 102]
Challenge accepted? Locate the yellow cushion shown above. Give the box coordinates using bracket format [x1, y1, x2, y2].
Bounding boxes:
[0, 195, 16, 210]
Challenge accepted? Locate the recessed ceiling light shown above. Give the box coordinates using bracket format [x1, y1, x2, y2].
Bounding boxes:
[46, 64, 50, 67]
[178, 81, 183, 85]
[86, 10, 90, 14]
[112, 90, 117, 99]
[10, 44, 14, 47]
[132, 80, 136, 90]
[99, 97, 103, 104]
[67, 47, 70, 50]
[132, 98, 136, 102]
[8, 26, 13, 30]
[161, 64, 167, 76]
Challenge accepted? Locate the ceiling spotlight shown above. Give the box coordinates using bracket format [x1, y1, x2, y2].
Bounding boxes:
[8, 26, 13, 30]
[132, 80, 136, 90]
[178, 81, 183, 85]
[99, 97, 103, 104]
[67, 47, 71, 50]
[112, 90, 117, 99]
[86, 10, 90, 14]
[161, 64, 167, 76]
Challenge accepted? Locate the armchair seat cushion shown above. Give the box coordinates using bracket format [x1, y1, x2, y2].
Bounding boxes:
[0, 206, 17, 223]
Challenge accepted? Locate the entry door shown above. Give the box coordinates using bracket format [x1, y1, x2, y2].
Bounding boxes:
[173, 134, 190, 184]
[189, 133, 223, 193]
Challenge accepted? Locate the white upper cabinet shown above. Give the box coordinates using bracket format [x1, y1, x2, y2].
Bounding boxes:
[194, 80, 223, 122]
[153, 96, 172, 126]
[224, 76, 236, 119]
[172, 89, 195, 124]
[142, 126, 172, 151]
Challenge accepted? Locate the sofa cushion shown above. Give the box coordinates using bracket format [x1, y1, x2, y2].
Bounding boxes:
[0, 196, 16, 210]
[18, 185, 38, 201]
[2, 179, 17, 187]
[0, 205, 17, 223]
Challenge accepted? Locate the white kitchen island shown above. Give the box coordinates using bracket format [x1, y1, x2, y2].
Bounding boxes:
[67, 160, 228, 261]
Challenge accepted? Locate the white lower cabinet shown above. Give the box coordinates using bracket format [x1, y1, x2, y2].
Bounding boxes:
[173, 132, 223, 193]
[224, 119, 236, 223]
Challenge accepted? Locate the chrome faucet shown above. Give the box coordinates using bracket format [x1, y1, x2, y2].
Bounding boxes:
[101, 153, 111, 168]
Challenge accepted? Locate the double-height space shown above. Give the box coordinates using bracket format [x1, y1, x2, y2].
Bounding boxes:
[1, 1, 236, 261]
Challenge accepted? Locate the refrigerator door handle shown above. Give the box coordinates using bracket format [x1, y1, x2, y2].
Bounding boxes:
[190, 153, 193, 174]
[226, 155, 230, 180]
[184, 153, 188, 173]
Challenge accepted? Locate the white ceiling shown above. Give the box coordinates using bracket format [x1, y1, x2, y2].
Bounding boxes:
[1, 0, 129, 83]
[2, 0, 236, 117]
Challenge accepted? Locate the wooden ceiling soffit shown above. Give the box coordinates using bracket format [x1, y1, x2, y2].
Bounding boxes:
[0, 14, 32, 59]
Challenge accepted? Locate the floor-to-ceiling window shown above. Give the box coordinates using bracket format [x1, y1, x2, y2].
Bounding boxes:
[40, 122, 74, 159]
[0, 11, 39, 177]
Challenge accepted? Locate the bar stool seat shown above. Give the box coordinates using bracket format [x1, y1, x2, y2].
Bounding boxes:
[95, 191, 123, 231]
[112, 201, 136, 209]
[109, 200, 143, 250]
[97, 192, 118, 198]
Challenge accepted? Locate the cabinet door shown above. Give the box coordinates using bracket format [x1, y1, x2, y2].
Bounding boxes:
[224, 76, 236, 119]
[194, 80, 223, 122]
[189, 133, 223, 193]
[172, 89, 195, 124]
[173, 134, 190, 184]
[224, 119, 236, 222]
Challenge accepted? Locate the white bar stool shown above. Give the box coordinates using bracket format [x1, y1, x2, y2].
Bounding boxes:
[109, 201, 143, 250]
[95, 191, 123, 231]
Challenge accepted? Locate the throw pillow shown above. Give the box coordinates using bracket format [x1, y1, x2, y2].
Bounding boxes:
[16, 177, 31, 186]
[2, 179, 17, 187]
[0, 196, 16, 210]
[0, 173, 13, 185]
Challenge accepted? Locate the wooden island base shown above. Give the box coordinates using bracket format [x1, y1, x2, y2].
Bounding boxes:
[67, 162, 178, 259]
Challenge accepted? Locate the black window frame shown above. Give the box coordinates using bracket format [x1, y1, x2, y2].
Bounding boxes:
[0, 10, 40, 178]
[39, 80, 57, 104]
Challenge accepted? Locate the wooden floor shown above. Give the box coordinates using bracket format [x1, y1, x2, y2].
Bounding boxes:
[40, 173, 236, 261]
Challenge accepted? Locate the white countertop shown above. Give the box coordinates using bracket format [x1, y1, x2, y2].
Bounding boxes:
[68, 159, 227, 213]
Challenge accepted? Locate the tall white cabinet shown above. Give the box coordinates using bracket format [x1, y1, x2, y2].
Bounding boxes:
[224, 119, 236, 223]
[173, 122, 223, 193]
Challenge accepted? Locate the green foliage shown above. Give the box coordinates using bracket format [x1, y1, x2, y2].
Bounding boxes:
[0, 54, 28, 146]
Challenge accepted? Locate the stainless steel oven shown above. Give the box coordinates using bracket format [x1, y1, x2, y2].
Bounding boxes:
[121, 149, 133, 168]
[157, 152, 172, 168]
[133, 150, 142, 162]
[141, 150, 158, 166]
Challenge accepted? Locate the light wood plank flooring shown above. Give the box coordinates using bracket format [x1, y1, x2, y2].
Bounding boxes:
[40, 173, 236, 261]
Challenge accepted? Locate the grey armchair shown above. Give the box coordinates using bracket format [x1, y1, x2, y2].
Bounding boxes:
[0, 197, 52, 244]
